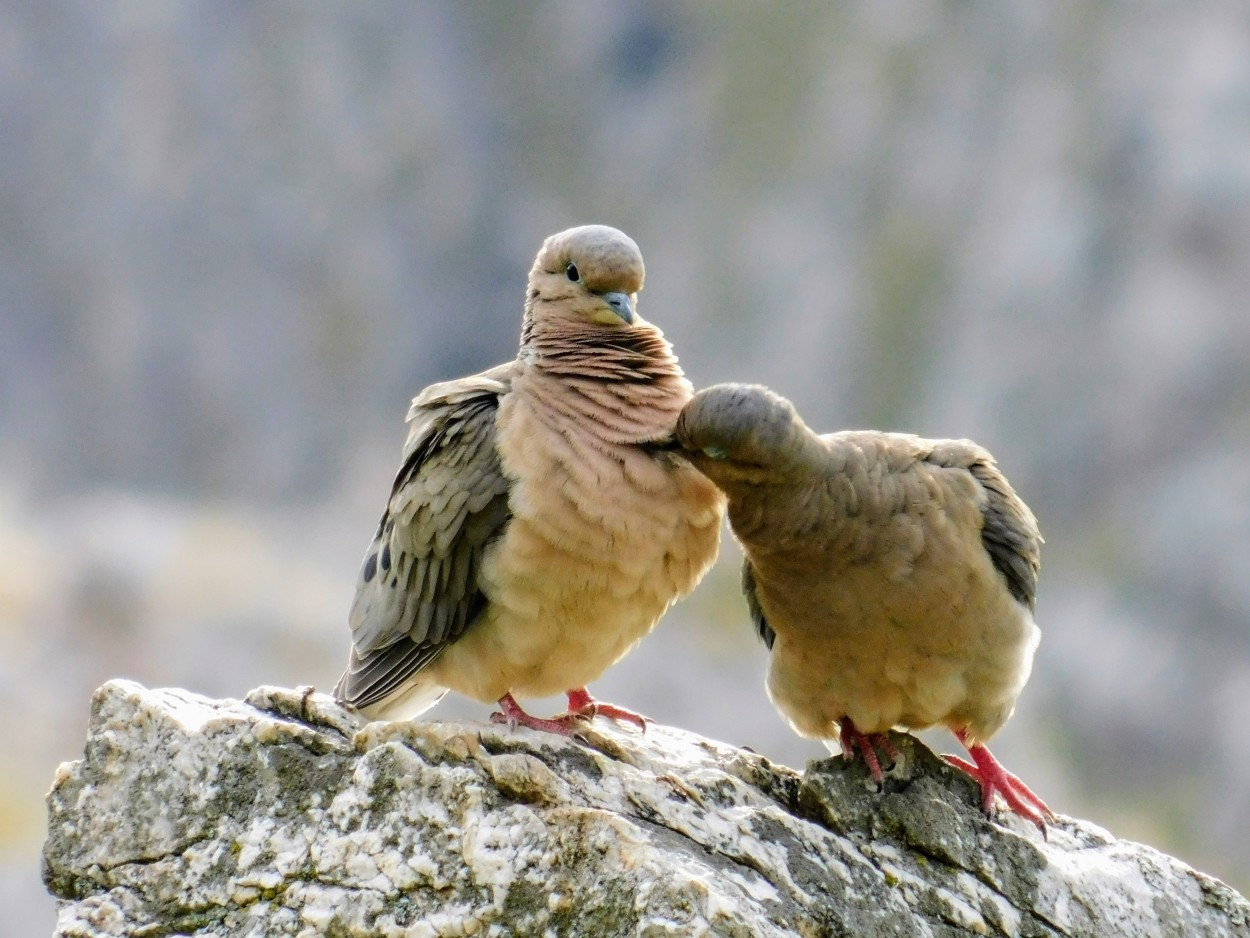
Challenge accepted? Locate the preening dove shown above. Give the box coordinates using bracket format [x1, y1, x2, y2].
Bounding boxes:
[335, 225, 724, 734]
[675, 383, 1052, 830]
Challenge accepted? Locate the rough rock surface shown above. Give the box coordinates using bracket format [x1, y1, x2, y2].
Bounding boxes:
[45, 682, 1250, 937]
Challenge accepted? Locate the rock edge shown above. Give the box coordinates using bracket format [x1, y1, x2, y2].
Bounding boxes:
[44, 681, 1250, 937]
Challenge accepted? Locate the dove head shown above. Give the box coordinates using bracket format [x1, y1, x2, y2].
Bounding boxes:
[676, 384, 816, 485]
[527, 225, 646, 328]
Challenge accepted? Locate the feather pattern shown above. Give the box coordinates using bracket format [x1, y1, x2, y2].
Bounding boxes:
[676, 383, 1042, 745]
[335, 226, 724, 721]
[334, 369, 512, 709]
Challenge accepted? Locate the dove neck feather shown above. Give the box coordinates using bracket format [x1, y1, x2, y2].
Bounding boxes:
[723, 477, 831, 548]
[520, 316, 680, 379]
[516, 316, 691, 441]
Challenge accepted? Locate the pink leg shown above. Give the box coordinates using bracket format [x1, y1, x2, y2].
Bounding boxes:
[946, 728, 1053, 835]
[489, 693, 585, 736]
[876, 732, 901, 767]
[838, 717, 898, 786]
[488, 689, 651, 736]
[565, 688, 650, 732]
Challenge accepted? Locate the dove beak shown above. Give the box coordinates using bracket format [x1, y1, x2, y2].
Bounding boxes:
[599, 291, 636, 325]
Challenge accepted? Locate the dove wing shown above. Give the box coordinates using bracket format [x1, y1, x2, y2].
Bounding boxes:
[334, 363, 514, 708]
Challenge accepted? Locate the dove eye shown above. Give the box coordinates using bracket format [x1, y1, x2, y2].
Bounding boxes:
[565, 263, 580, 282]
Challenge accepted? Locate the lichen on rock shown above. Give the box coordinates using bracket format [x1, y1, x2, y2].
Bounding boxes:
[44, 681, 1250, 937]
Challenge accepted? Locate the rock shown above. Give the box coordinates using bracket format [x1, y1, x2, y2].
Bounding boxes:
[44, 681, 1250, 938]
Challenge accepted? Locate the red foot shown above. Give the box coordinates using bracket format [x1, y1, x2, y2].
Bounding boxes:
[838, 717, 899, 786]
[490, 693, 585, 735]
[565, 688, 650, 732]
[946, 728, 1053, 836]
[488, 689, 650, 736]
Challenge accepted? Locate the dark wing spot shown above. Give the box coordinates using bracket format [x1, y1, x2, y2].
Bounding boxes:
[742, 561, 776, 650]
[969, 460, 1041, 612]
[362, 553, 378, 584]
[381, 544, 392, 572]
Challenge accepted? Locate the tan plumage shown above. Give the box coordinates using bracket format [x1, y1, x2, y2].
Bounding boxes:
[335, 225, 724, 732]
[675, 383, 1052, 829]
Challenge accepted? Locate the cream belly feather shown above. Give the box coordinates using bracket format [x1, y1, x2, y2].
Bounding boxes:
[426, 367, 724, 703]
[763, 547, 1040, 746]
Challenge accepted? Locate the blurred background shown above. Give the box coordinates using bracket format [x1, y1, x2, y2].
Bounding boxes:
[4, 1, 1250, 931]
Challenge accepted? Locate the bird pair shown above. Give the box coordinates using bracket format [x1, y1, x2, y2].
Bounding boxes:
[334, 225, 1052, 833]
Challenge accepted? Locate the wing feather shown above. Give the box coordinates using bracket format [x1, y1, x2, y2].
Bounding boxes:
[741, 560, 776, 650]
[334, 364, 513, 708]
[925, 439, 1042, 612]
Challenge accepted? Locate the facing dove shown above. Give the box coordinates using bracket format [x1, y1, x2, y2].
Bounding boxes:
[334, 225, 725, 734]
[674, 382, 1052, 832]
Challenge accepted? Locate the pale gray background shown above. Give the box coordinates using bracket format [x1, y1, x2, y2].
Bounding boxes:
[5, 2, 1250, 932]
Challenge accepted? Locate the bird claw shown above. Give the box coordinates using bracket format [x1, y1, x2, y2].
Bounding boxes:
[564, 689, 651, 733]
[490, 694, 588, 737]
[488, 710, 518, 732]
[489, 690, 650, 738]
[838, 717, 898, 786]
[572, 702, 650, 733]
[946, 731, 1054, 837]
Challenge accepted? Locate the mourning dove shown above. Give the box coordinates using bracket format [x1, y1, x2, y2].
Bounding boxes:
[334, 225, 725, 734]
[674, 383, 1052, 830]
